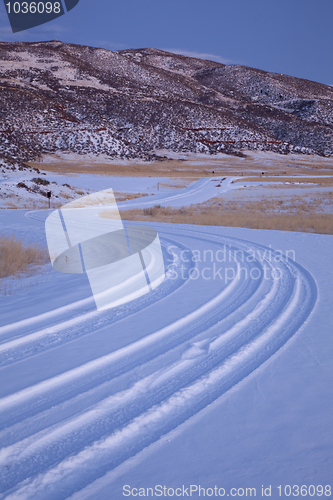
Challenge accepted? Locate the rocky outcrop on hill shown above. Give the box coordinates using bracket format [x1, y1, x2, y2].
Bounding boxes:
[0, 40, 332, 163]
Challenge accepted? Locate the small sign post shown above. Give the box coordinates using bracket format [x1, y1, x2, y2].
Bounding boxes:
[47, 191, 51, 209]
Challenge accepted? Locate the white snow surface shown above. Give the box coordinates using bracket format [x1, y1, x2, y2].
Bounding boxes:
[0, 204, 332, 499]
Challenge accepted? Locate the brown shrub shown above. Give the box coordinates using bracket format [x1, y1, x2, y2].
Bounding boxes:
[32, 177, 50, 186]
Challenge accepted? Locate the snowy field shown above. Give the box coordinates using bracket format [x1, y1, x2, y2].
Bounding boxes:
[0, 200, 332, 499]
[0, 162, 242, 209]
[2, 160, 332, 214]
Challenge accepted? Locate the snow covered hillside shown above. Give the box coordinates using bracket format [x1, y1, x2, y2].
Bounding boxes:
[0, 205, 332, 499]
[1, 41, 333, 165]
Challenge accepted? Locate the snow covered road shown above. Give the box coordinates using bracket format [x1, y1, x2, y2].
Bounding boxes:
[117, 177, 237, 209]
[0, 210, 332, 499]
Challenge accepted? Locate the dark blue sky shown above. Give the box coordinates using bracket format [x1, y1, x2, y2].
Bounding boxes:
[1, 0, 332, 85]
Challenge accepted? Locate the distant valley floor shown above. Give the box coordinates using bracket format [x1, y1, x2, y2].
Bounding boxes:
[1, 151, 332, 234]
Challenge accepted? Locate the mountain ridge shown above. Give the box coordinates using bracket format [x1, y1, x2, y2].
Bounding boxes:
[0, 40, 332, 164]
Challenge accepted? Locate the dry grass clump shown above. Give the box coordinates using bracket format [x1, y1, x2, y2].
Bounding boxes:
[0, 234, 48, 281]
[74, 188, 85, 196]
[114, 192, 148, 202]
[59, 190, 73, 200]
[143, 205, 162, 216]
[234, 176, 333, 186]
[119, 201, 333, 235]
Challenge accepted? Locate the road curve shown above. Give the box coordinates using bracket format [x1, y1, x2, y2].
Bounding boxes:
[0, 223, 317, 499]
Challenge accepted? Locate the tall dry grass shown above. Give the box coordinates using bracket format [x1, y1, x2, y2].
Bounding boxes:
[234, 176, 333, 186]
[0, 235, 48, 286]
[29, 151, 333, 178]
[204, 192, 333, 214]
[118, 199, 333, 235]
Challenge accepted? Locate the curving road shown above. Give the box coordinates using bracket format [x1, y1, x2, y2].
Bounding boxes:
[0, 219, 317, 499]
[117, 177, 238, 209]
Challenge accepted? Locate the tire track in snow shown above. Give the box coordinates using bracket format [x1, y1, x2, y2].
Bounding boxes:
[0, 237, 192, 365]
[0, 295, 95, 339]
[0, 228, 317, 499]
[0, 258, 278, 485]
[0, 232, 263, 431]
